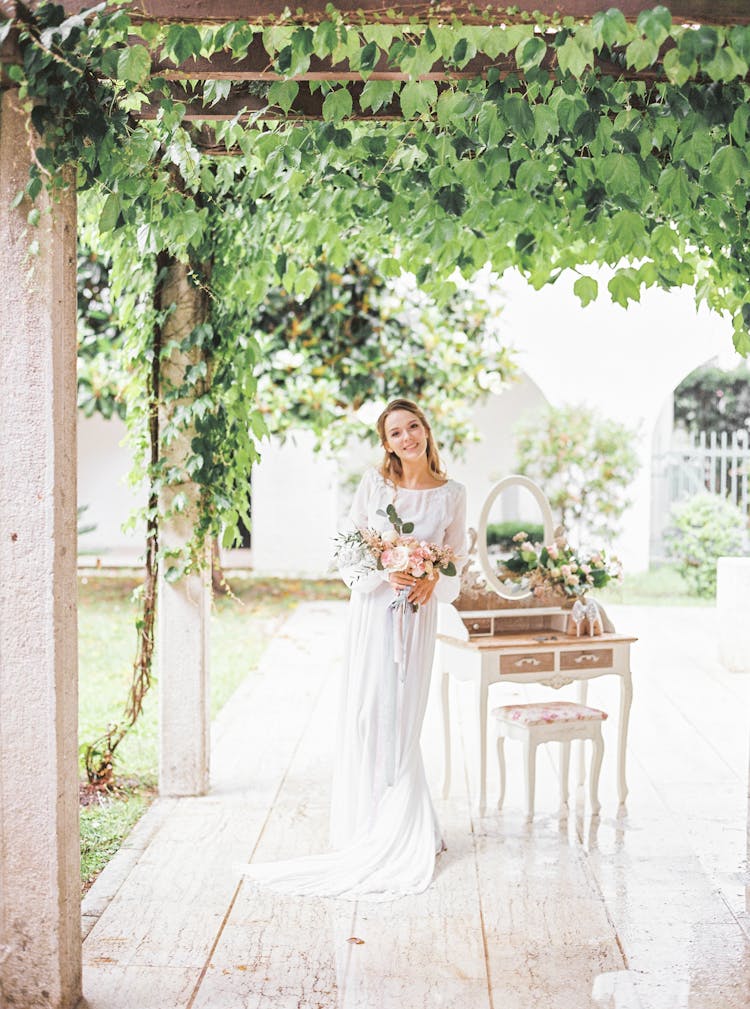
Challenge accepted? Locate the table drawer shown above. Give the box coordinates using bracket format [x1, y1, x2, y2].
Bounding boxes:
[462, 616, 493, 636]
[560, 648, 614, 671]
[500, 652, 555, 675]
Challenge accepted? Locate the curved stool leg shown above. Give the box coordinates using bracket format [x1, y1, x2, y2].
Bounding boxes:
[496, 735, 506, 810]
[523, 738, 537, 821]
[590, 730, 604, 816]
[559, 740, 571, 808]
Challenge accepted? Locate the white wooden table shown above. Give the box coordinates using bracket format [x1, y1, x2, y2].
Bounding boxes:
[436, 607, 636, 814]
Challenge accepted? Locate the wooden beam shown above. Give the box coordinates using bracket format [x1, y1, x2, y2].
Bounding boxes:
[141, 81, 403, 120]
[153, 36, 667, 83]
[53, 0, 750, 26]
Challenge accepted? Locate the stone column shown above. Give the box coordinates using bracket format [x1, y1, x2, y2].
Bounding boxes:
[0, 90, 81, 1008]
[157, 260, 211, 796]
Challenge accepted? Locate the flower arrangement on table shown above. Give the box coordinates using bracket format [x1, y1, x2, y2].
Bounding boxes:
[335, 503, 457, 610]
[499, 530, 622, 600]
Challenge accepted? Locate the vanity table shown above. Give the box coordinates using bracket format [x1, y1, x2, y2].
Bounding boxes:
[436, 475, 636, 814]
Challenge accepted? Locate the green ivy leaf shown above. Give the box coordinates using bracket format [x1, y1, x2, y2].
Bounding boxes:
[504, 94, 534, 141]
[573, 275, 598, 306]
[360, 80, 398, 113]
[377, 180, 395, 202]
[516, 36, 546, 72]
[728, 25, 750, 63]
[608, 269, 641, 308]
[267, 80, 299, 114]
[515, 160, 549, 192]
[436, 184, 466, 216]
[591, 8, 630, 48]
[532, 104, 558, 146]
[730, 103, 750, 145]
[117, 44, 151, 84]
[625, 36, 659, 71]
[322, 87, 353, 122]
[556, 36, 591, 77]
[708, 145, 749, 194]
[359, 40, 379, 76]
[597, 153, 642, 198]
[99, 192, 121, 232]
[436, 89, 472, 127]
[400, 80, 437, 120]
[477, 102, 505, 147]
[666, 49, 694, 85]
[165, 25, 202, 66]
[636, 6, 671, 45]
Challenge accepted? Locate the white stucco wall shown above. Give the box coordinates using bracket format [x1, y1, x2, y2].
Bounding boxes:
[77, 412, 144, 556]
[443, 372, 548, 531]
[250, 431, 340, 577]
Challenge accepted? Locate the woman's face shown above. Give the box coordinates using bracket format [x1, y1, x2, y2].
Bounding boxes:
[383, 409, 428, 463]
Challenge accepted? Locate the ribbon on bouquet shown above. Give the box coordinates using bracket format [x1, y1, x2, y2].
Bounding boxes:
[383, 588, 416, 787]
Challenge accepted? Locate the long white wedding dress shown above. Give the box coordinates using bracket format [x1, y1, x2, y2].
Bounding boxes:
[242, 468, 467, 901]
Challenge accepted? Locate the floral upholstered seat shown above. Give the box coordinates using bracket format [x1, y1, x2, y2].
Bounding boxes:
[492, 700, 608, 818]
[493, 700, 608, 728]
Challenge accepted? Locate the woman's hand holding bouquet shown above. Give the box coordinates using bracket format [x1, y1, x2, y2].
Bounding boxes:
[335, 503, 457, 610]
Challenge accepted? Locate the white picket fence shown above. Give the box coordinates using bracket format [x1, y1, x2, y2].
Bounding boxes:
[650, 429, 750, 559]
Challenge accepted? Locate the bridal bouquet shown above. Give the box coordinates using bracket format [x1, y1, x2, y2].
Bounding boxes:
[499, 530, 621, 599]
[335, 503, 457, 605]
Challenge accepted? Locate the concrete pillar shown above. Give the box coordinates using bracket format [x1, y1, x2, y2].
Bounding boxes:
[157, 260, 211, 796]
[0, 90, 81, 1008]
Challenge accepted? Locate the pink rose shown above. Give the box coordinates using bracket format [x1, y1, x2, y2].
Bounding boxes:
[381, 545, 410, 572]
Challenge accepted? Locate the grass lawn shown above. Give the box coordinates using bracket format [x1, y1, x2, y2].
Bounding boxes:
[78, 572, 348, 891]
[597, 563, 714, 607]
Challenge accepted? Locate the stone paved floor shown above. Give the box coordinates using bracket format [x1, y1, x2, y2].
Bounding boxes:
[80, 602, 750, 1009]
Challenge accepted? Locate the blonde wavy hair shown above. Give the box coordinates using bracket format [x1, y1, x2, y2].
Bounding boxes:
[376, 399, 447, 487]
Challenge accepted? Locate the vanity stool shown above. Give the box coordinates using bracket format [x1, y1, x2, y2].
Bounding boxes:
[493, 701, 607, 819]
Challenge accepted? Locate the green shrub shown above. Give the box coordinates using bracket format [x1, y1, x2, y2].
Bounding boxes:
[486, 521, 544, 550]
[515, 404, 640, 543]
[664, 493, 747, 597]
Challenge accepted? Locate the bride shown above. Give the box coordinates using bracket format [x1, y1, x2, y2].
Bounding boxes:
[243, 398, 467, 900]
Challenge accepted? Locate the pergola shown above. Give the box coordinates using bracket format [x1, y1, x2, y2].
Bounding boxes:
[0, 2, 747, 1007]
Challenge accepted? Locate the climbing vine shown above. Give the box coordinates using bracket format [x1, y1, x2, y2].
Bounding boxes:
[4, 2, 750, 779]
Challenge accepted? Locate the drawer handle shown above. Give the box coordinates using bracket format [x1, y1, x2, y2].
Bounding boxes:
[575, 654, 600, 664]
[515, 657, 541, 667]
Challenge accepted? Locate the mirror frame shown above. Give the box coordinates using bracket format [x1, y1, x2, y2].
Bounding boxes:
[477, 474, 556, 601]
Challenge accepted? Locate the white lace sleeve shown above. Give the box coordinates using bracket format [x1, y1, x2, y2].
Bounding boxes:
[433, 482, 468, 604]
[339, 470, 388, 594]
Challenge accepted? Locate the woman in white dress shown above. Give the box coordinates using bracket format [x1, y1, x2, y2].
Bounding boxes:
[243, 399, 467, 901]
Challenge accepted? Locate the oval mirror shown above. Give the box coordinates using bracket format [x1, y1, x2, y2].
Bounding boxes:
[477, 475, 556, 600]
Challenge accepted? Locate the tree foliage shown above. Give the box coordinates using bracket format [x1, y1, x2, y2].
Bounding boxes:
[252, 259, 516, 452]
[77, 247, 126, 419]
[674, 363, 750, 434]
[515, 403, 641, 544]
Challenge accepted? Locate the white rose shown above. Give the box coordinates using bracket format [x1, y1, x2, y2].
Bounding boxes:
[382, 529, 399, 545]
